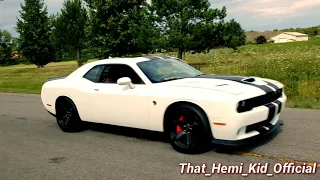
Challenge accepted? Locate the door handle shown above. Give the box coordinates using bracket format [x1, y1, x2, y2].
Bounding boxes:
[94, 89, 99, 91]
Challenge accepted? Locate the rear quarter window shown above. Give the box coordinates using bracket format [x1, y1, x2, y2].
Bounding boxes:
[83, 65, 105, 82]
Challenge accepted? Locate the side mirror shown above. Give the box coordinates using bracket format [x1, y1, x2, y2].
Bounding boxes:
[117, 77, 135, 89]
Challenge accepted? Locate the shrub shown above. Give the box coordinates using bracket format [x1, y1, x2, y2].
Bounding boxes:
[255, 35, 267, 44]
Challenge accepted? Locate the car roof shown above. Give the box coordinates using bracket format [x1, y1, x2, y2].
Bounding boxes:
[67, 56, 178, 79]
[88, 57, 147, 65]
[86, 56, 177, 66]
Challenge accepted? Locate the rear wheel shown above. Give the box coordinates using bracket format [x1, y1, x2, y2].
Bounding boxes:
[164, 104, 212, 154]
[55, 97, 84, 132]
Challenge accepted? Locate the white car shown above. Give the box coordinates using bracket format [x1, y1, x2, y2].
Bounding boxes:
[41, 56, 286, 154]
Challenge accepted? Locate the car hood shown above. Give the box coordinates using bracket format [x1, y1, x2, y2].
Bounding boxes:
[168, 74, 279, 95]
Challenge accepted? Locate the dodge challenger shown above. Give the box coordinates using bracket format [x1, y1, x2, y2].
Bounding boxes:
[41, 56, 286, 154]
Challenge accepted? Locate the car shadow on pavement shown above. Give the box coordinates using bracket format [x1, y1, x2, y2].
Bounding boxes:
[86, 122, 169, 143]
[85, 122, 283, 154]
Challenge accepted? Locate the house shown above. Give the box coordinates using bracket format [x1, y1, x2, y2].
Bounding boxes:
[270, 32, 308, 43]
[11, 50, 23, 59]
[245, 31, 282, 42]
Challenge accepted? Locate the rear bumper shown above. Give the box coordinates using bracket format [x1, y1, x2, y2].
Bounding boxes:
[212, 119, 283, 146]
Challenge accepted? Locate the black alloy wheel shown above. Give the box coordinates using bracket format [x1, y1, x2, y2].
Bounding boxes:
[56, 98, 83, 132]
[166, 104, 212, 154]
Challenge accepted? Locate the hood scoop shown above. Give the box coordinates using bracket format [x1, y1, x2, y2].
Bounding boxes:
[242, 77, 255, 82]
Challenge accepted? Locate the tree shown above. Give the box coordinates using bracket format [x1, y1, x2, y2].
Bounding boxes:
[16, 0, 54, 68]
[52, 0, 87, 65]
[0, 30, 14, 64]
[310, 27, 319, 36]
[49, 14, 63, 61]
[151, 0, 227, 59]
[10, 37, 19, 52]
[186, 18, 226, 54]
[85, 0, 156, 58]
[222, 19, 246, 50]
[255, 35, 267, 44]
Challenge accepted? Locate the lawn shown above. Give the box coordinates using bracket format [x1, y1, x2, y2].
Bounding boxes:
[0, 40, 319, 109]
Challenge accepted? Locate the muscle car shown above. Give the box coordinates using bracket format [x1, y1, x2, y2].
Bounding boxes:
[41, 56, 286, 154]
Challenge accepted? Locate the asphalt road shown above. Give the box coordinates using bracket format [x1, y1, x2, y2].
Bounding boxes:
[1, 93, 320, 180]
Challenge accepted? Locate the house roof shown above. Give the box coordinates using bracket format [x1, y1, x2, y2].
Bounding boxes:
[282, 32, 308, 37]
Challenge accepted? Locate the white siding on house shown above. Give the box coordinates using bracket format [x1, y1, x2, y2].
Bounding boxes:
[279, 38, 288, 43]
[271, 32, 308, 43]
[296, 36, 308, 41]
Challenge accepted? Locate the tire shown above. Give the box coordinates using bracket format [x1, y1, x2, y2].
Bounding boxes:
[55, 97, 84, 132]
[164, 104, 212, 154]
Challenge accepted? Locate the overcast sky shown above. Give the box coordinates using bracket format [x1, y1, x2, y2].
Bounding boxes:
[0, 0, 319, 37]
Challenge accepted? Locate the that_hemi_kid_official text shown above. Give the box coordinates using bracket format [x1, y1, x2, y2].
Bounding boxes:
[179, 162, 317, 176]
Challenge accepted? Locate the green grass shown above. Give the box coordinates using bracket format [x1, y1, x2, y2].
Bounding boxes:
[0, 40, 319, 109]
[0, 61, 79, 93]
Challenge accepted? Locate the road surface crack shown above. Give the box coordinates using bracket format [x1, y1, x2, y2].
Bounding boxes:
[49, 157, 67, 164]
[235, 151, 320, 168]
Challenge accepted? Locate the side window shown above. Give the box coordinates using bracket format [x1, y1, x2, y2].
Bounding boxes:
[98, 65, 113, 83]
[98, 64, 144, 84]
[83, 65, 105, 82]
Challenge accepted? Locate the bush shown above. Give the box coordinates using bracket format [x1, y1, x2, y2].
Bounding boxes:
[267, 39, 275, 44]
[255, 35, 267, 44]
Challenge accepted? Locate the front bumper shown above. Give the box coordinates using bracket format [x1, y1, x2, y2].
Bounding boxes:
[209, 93, 286, 145]
[212, 119, 283, 146]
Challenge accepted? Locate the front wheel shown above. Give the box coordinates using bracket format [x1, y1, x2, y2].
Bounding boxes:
[164, 104, 212, 154]
[55, 97, 84, 132]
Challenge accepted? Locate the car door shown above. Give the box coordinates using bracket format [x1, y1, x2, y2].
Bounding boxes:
[89, 64, 150, 130]
[77, 64, 106, 122]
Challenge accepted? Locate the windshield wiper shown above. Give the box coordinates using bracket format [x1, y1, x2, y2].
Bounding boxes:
[162, 77, 184, 82]
[193, 74, 205, 77]
[188, 74, 205, 78]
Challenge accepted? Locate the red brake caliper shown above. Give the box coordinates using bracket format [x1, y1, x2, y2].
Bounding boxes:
[176, 116, 184, 133]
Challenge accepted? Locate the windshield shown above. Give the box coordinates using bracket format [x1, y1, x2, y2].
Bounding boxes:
[137, 58, 204, 83]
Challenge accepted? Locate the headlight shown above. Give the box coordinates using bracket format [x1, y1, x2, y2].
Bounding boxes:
[275, 88, 283, 97]
[237, 88, 283, 113]
[239, 100, 246, 107]
[237, 100, 252, 113]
